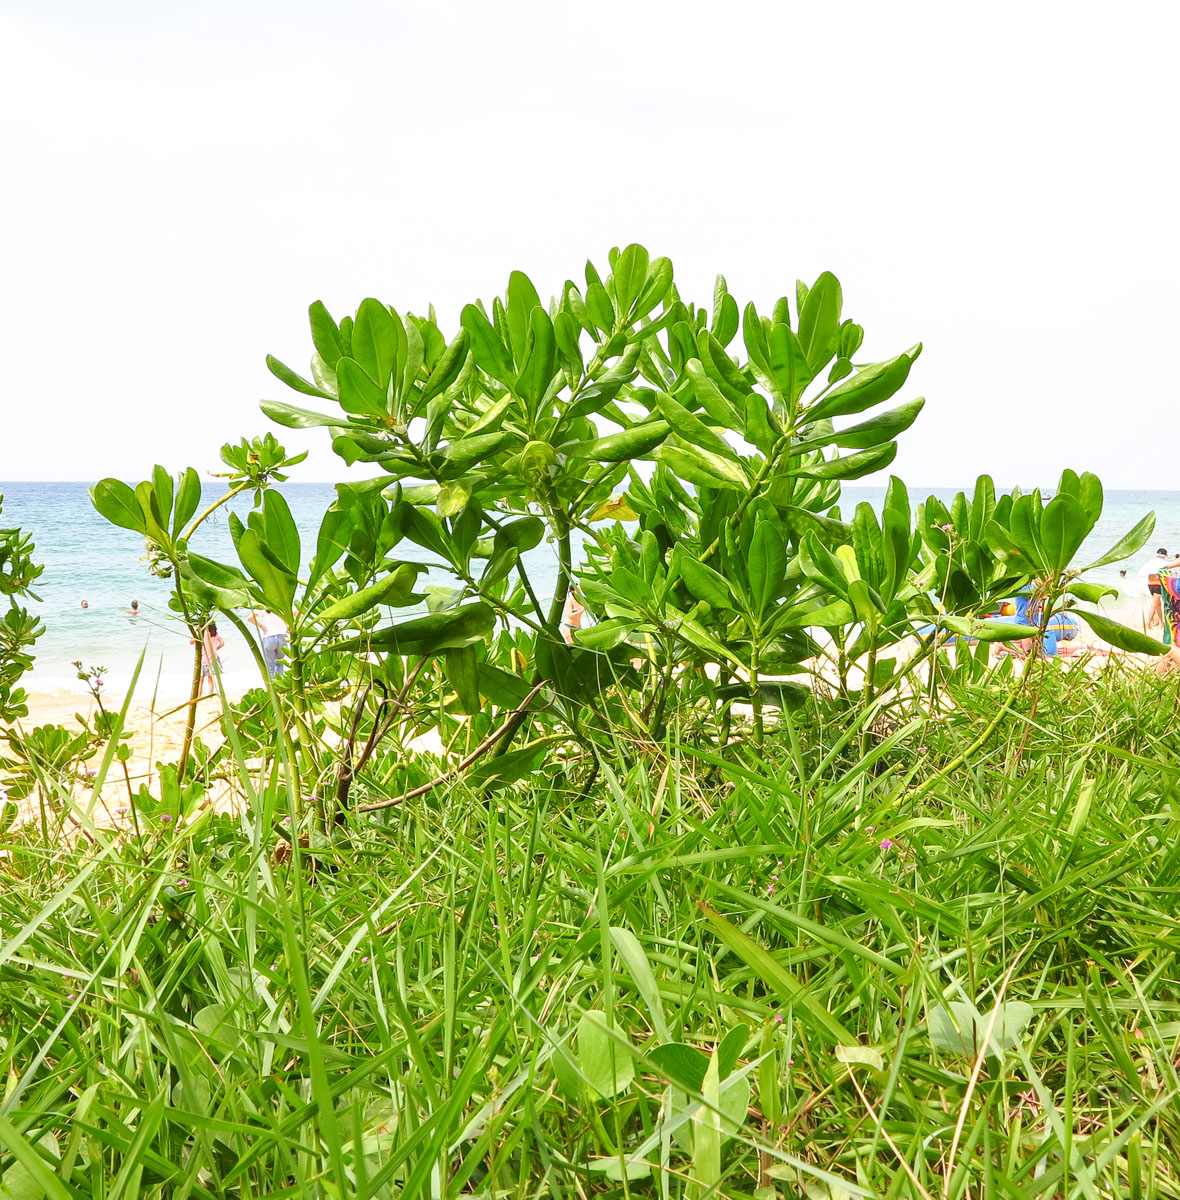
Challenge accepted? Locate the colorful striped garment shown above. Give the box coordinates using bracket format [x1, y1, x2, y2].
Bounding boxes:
[1160, 568, 1180, 647]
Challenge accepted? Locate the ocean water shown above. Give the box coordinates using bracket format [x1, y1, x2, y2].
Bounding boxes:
[0, 482, 577, 699]
[2, 481, 1175, 699]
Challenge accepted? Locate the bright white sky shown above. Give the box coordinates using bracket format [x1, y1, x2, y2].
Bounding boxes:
[2, 0, 1176, 489]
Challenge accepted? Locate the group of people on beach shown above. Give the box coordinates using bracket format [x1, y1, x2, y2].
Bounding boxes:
[76, 596, 289, 697]
[1137, 548, 1180, 630]
[191, 609, 289, 696]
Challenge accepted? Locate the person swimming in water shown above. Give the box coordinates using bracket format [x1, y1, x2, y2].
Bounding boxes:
[127, 599, 140, 616]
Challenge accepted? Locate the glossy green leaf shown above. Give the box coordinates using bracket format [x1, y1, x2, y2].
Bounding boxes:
[654, 443, 748, 491]
[685, 358, 739, 426]
[697, 329, 753, 404]
[743, 392, 779, 455]
[260, 399, 342, 429]
[310, 506, 350, 584]
[611, 243, 649, 317]
[712, 289, 739, 347]
[319, 564, 423, 622]
[90, 479, 146, 534]
[634, 255, 673, 319]
[172, 467, 201, 537]
[790, 443, 898, 481]
[938, 616, 1041, 643]
[748, 519, 786, 615]
[336, 357, 390, 418]
[515, 307, 557, 405]
[768, 322, 813, 403]
[444, 430, 511, 472]
[653, 391, 736, 461]
[1074, 610, 1170, 655]
[573, 618, 633, 650]
[308, 300, 344, 367]
[570, 420, 669, 463]
[807, 348, 919, 423]
[1081, 510, 1156, 571]
[1065, 581, 1117, 604]
[1008, 495, 1045, 569]
[797, 272, 841, 369]
[134, 480, 169, 547]
[798, 533, 850, 598]
[460, 303, 514, 382]
[401, 316, 424, 402]
[1039, 494, 1091, 572]
[505, 270, 542, 364]
[237, 528, 297, 618]
[775, 598, 855, 628]
[438, 480, 471, 518]
[420, 330, 470, 404]
[553, 308, 584, 375]
[565, 343, 641, 420]
[151, 465, 174, 532]
[331, 601, 496, 657]
[822, 398, 926, 451]
[585, 281, 615, 335]
[187, 552, 252, 593]
[352, 298, 399, 387]
[266, 354, 336, 400]
[445, 645, 482, 714]
[679, 555, 734, 610]
[260, 489, 301, 574]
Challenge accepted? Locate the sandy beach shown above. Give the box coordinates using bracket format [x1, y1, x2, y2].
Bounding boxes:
[4, 603, 1171, 837]
[2, 683, 248, 833]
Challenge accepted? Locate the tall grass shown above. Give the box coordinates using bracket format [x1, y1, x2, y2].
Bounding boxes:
[3, 660, 1180, 1197]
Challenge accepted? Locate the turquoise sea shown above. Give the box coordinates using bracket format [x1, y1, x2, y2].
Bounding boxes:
[2, 482, 1175, 699]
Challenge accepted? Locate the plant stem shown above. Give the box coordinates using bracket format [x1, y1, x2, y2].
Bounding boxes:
[905, 668, 1029, 806]
[180, 479, 254, 543]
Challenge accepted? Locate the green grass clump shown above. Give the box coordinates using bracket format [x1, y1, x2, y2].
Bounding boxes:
[3, 663, 1180, 1198]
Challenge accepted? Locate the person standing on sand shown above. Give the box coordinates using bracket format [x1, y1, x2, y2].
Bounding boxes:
[561, 586, 585, 644]
[190, 622, 225, 697]
[248, 609, 289, 678]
